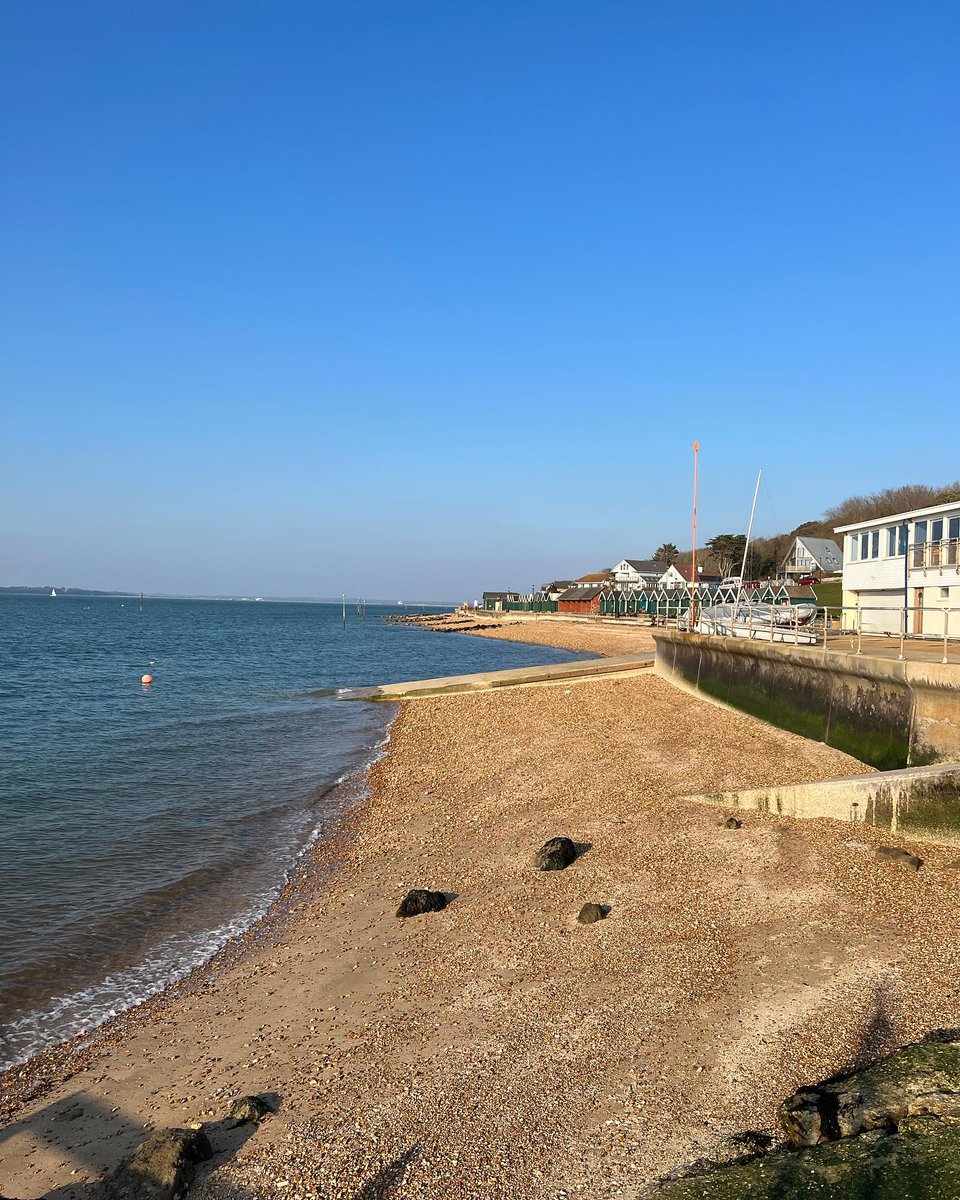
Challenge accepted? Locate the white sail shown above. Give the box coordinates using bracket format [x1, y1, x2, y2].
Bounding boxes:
[50, 588, 57, 597]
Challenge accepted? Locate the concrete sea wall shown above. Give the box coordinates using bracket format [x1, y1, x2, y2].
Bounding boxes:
[681, 763, 960, 844]
[653, 631, 960, 770]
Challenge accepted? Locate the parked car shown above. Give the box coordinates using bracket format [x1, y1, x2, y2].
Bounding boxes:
[798, 575, 821, 586]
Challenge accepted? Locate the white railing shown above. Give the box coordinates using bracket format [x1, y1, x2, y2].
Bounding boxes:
[673, 602, 960, 665]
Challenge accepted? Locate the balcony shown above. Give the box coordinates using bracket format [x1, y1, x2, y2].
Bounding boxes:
[909, 538, 960, 573]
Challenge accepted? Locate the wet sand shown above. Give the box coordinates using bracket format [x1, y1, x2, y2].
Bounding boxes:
[5, 659, 960, 1198]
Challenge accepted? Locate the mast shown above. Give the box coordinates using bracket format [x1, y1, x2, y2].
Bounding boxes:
[690, 441, 699, 625]
[738, 468, 762, 590]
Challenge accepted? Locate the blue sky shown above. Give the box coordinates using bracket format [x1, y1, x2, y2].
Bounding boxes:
[3, 2, 957, 599]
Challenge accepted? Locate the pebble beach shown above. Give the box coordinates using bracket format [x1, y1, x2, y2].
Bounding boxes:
[3, 615, 960, 1198]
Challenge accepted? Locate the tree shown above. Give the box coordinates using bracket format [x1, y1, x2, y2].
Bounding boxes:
[823, 482, 960, 529]
[705, 533, 747, 578]
[653, 542, 680, 565]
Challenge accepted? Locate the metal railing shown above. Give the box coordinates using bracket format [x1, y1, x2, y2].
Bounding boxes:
[910, 538, 960, 572]
[666, 601, 960, 665]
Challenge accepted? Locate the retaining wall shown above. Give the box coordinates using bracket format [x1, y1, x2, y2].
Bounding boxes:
[653, 631, 960, 769]
[681, 763, 960, 842]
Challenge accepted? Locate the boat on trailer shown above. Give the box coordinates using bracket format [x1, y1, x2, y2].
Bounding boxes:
[695, 601, 819, 644]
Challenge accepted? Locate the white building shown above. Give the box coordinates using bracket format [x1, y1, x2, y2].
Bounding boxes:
[612, 559, 668, 588]
[779, 537, 842, 580]
[657, 563, 721, 589]
[836, 501, 960, 635]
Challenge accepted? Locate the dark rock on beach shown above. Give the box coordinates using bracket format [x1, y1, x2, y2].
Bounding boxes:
[226, 1094, 273, 1128]
[721, 816, 742, 829]
[533, 836, 577, 871]
[648, 1040, 960, 1197]
[396, 889, 448, 918]
[780, 1038, 960, 1146]
[875, 845, 923, 871]
[577, 903, 606, 925]
[648, 1118, 960, 1198]
[94, 1126, 212, 1200]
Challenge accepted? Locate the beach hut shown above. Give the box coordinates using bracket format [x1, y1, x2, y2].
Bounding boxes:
[557, 586, 604, 615]
[483, 591, 521, 612]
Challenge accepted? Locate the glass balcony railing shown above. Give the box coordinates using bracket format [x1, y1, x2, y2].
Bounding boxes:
[910, 539, 960, 571]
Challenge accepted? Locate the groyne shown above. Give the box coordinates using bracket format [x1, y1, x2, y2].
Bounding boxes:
[341, 653, 653, 700]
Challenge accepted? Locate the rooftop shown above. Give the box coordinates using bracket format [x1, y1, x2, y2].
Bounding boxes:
[835, 499, 960, 534]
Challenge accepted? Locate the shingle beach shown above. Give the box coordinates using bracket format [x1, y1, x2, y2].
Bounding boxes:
[3, 616, 960, 1199]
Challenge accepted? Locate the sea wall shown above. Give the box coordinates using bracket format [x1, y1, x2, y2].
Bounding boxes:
[681, 762, 960, 843]
[653, 631, 960, 770]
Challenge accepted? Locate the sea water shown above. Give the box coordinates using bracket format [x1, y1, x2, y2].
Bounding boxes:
[0, 596, 584, 1068]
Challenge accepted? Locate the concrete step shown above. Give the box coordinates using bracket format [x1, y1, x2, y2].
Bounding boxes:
[339, 654, 654, 701]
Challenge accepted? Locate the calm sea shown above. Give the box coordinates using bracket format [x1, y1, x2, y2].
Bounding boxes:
[0, 595, 584, 1069]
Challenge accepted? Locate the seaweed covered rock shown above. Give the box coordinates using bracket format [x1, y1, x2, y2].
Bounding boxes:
[225, 1094, 273, 1127]
[95, 1126, 212, 1200]
[648, 1117, 960, 1199]
[396, 888, 448, 918]
[779, 1038, 960, 1146]
[532, 836, 577, 871]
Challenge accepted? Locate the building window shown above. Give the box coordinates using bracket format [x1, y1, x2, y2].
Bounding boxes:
[861, 532, 870, 559]
[850, 535, 859, 562]
[871, 530, 879, 558]
[888, 525, 908, 556]
[933, 519, 944, 542]
[941, 587, 950, 600]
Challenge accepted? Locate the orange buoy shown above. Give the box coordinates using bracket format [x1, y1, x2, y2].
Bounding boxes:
[141, 674, 154, 685]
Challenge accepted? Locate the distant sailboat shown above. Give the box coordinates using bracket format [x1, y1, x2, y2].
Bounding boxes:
[50, 588, 57, 597]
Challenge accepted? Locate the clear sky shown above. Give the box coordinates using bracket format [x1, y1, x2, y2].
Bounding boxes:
[3, 2, 957, 599]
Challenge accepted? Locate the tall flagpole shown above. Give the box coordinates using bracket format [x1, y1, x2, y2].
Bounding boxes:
[690, 441, 700, 627]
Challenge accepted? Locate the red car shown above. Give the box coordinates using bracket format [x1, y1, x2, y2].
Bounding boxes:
[798, 575, 821, 586]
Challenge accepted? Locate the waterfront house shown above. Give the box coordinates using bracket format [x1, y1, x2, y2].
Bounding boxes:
[613, 559, 668, 588]
[658, 563, 721, 589]
[779, 537, 842, 581]
[571, 571, 616, 589]
[836, 501, 960, 635]
[540, 580, 575, 601]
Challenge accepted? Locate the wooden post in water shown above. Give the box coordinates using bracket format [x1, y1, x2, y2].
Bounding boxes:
[342, 593, 346, 630]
